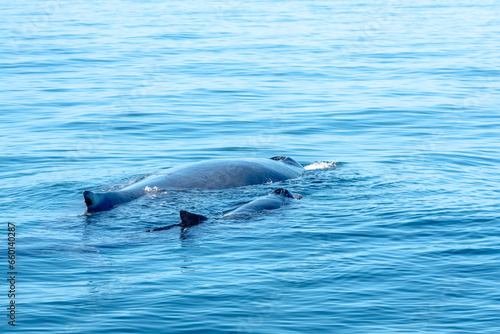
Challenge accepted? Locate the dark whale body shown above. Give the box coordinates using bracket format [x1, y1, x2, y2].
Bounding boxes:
[84, 157, 304, 213]
[145, 188, 301, 232]
[223, 188, 300, 217]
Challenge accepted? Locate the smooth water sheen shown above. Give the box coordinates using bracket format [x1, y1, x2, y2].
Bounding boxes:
[1, 1, 499, 333]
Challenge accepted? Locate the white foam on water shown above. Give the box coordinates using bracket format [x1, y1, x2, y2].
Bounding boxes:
[144, 186, 161, 193]
[304, 160, 338, 170]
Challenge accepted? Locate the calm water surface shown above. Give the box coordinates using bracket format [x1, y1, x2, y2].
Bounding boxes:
[1, 0, 499, 333]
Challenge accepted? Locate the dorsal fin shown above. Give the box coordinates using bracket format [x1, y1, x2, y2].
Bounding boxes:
[179, 210, 208, 228]
[272, 188, 294, 199]
[269, 156, 303, 168]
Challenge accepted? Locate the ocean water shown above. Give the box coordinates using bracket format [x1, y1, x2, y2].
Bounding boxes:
[1, 0, 499, 333]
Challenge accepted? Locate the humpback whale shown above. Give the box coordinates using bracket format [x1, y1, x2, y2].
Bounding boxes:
[223, 187, 301, 217]
[145, 188, 301, 232]
[83, 157, 304, 213]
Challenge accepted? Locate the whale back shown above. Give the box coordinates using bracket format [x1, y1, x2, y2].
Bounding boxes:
[84, 157, 304, 213]
[224, 187, 298, 216]
[124, 158, 304, 191]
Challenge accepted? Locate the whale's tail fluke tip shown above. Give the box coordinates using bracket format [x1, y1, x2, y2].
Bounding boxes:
[179, 210, 208, 228]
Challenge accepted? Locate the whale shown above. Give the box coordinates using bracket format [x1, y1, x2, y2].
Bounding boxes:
[145, 188, 301, 232]
[222, 187, 301, 217]
[83, 157, 304, 213]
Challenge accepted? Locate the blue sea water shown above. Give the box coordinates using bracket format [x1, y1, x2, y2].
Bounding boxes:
[1, 0, 499, 333]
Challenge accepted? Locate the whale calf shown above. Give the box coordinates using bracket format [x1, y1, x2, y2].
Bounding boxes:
[223, 188, 301, 217]
[84, 157, 304, 213]
[145, 188, 301, 232]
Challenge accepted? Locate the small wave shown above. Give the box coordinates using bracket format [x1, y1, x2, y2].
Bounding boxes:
[304, 160, 339, 170]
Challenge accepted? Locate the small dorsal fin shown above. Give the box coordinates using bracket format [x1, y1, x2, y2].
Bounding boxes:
[179, 210, 208, 228]
[270, 156, 303, 168]
[272, 188, 294, 199]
